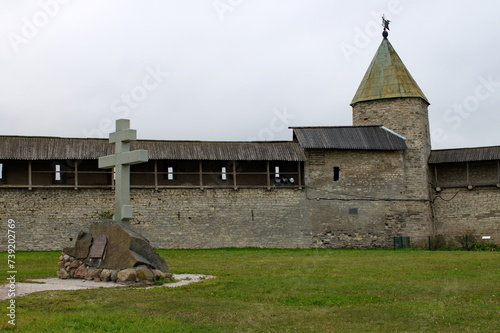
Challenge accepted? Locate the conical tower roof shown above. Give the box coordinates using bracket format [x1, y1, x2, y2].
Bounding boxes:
[351, 38, 428, 105]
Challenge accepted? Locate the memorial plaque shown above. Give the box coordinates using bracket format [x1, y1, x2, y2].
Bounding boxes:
[89, 235, 107, 259]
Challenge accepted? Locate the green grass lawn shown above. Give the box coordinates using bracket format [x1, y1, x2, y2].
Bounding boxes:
[1, 249, 499, 332]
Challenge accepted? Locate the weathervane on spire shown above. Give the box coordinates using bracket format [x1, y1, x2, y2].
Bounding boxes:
[382, 15, 390, 38]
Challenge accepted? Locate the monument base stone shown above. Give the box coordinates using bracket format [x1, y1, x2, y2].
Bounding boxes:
[60, 219, 169, 283]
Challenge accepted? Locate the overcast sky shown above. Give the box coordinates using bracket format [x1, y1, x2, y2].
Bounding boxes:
[0, 0, 499, 150]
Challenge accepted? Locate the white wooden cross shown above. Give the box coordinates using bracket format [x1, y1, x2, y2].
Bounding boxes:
[98, 119, 148, 223]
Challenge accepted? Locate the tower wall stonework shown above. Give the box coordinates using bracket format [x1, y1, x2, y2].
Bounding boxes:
[304, 149, 433, 248]
[310, 199, 433, 248]
[352, 97, 432, 200]
[349, 96, 435, 245]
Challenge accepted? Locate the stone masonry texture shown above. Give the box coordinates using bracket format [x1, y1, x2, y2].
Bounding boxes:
[3, 183, 494, 250]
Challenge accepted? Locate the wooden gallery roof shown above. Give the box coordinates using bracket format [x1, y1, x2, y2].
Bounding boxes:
[2, 135, 498, 164]
[429, 146, 500, 164]
[0, 136, 306, 161]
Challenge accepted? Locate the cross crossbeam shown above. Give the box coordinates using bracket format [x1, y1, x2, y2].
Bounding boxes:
[98, 119, 148, 223]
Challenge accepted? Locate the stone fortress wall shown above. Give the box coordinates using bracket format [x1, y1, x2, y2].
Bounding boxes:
[432, 187, 500, 242]
[1, 188, 308, 251]
[1, 170, 497, 251]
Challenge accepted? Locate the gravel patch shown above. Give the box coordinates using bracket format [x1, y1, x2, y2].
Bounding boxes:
[1, 274, 215, 300]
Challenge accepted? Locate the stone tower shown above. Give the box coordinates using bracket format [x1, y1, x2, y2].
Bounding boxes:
[351, 35, 431, 200]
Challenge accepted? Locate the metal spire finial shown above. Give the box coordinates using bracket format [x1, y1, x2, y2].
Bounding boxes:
[382, 15, 390, 38]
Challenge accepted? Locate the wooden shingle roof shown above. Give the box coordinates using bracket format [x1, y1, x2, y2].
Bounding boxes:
[0, 136, 306, 161]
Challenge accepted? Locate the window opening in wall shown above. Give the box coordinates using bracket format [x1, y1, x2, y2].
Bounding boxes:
[55, 164, 61, 181]
[163, 163, 177, 180]
[333, 166, 340, 182]
[221, 167, 227, 180]
[274, 166, 281, 185]
[167, 166, 174, 180]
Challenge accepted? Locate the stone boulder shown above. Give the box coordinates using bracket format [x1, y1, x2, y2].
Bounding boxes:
[63, 220, 168, 273]
[86, 268, 103, 281]
[100, 269, 112, 282]
[117, 268, 137, 282]
[69, 260, 80, 268]
[74, 264, 88, 279]
[63, 231, 92, 259]
[136, 265, 154, 281]
[57, 268, 70, 279]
